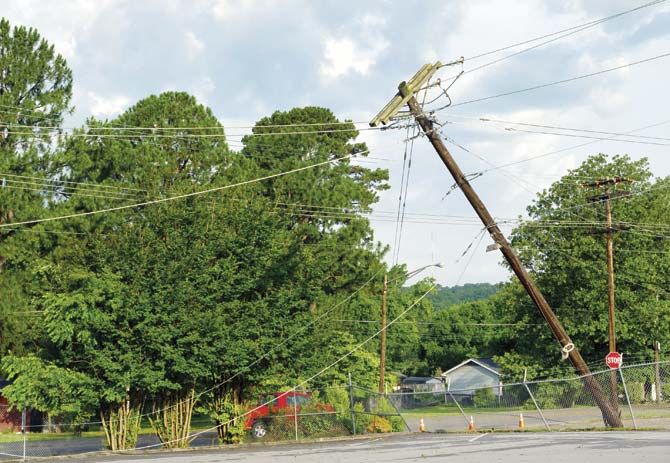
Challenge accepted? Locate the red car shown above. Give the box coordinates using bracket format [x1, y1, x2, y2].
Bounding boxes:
[244, 391, 334, 439]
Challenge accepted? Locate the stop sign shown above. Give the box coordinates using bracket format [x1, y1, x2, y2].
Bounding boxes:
[606, 352, 623, 369]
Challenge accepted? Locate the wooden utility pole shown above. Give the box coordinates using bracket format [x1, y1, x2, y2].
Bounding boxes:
[581, 177, 631, 413]
[370, 62, 623, 427]
[605, 196, 616, 352]
[379, 274, 388, 394]
[581, 177, 633, 354]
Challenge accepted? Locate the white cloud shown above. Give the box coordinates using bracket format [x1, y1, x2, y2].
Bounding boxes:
[320, 38, 372, 79]
[320, 35, 390, 80]
[53, 34, 77, 59]
[210, 0, 273, 22]
[185, 31, 205, 60]
[88, 92, 130, 118]
[191, 77, 216, 105]
[319, 11, 391, 82]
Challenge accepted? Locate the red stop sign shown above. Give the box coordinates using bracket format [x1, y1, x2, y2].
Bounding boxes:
[606, 352, 623, 369]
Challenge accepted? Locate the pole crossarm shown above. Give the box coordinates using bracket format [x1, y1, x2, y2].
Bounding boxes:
[369, 62, 442, 127]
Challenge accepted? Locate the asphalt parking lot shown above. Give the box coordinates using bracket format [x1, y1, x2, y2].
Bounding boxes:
[66, 431, 670, 463]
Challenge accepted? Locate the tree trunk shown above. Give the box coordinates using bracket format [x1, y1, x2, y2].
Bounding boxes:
[100, 399, 141, 450]
[149, 388, 197, 449]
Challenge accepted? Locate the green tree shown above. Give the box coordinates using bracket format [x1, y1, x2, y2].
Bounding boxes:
[506, 154, 670, 372]
[1, 355, 98, 428]
[4, 99, 393, 449]
[0, 17, 73, 358]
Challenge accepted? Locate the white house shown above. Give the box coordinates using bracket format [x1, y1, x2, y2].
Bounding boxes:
[441, 358, 502, 398]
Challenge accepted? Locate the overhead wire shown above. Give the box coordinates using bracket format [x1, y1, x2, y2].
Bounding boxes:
[394, 125, 418, 265]
[455, 0, 668, 77]
[1, 177, 142, 200]
[500, 127, 670, 146]
[449, 52, 670, 108]
[456, 0, 667, 64]
[0, 152, 359, 229]
[455, 114, 670, 142]
[129, 283, 437, 452]
[0, 171, 147, 193]
[392, 124, 412, 265]
[475, 120, 670, 174]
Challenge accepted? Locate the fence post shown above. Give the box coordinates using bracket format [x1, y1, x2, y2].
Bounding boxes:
[348, 373, 357, 436]
[293, 392, 299, 442]
[522, 369, 551, 431]
[619, 367, 637, 430]
[446, 378, 470, 427]
[21, 407, 26, 460]
[655, 342, 661, 402]
[380, 388, 411, 432]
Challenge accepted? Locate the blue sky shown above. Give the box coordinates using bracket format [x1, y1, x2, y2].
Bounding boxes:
[3, 0, 670, 286]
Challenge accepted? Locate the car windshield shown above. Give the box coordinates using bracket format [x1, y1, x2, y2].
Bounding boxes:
[286, 395, 310, 406]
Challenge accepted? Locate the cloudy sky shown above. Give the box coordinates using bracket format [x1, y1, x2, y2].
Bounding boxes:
[3, 0, 669, 286]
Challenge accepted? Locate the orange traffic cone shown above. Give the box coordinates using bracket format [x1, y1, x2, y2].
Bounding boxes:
[468, 415, 475, 431]
[518, 413, 525, 429]
[419, 418, 426, 432]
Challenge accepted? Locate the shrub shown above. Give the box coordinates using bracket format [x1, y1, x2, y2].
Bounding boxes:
[366, 417, 392, 433]
[473, 387, 496, 408]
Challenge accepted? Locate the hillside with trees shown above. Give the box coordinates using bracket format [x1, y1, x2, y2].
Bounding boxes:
[428, 283, 499, 310]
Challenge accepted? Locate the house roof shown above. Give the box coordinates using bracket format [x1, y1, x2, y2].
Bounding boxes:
[441, 358, 500, 377]
[402, 376, 442, 385]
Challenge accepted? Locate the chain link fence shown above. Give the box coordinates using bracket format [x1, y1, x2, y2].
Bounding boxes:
[242, 384, 407, 443]
[0, 384, 406, 460]
[2, 363, 669, 460]
[0, 405, 25, 460]
[395, 361, 670, 432]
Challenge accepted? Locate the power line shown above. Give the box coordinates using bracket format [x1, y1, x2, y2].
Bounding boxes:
[458, 115, 670, 142]
[0, 104, 371, 130]
[0, 171, 147, 193]
[393, 125, 418, 265]
[1, 177, 141, 199]
[0, 126, 380, 140]
[460, 1, 668, 77]
[0, 152, 358, 229]
[500, 127, 670, 146]
[450, 52, 670, 108]
[0, 182, 134, 201]
[459, 1, 667, 64]
[476, 120, 670, 173]
[132, 284, 437, 451]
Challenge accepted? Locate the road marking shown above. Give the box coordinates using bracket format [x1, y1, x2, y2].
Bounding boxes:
[468, 433, 489, 443]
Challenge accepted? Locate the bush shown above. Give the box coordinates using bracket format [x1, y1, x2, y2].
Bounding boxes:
[626, 382, 645, 404]
[473, 387, 496, 408]
[533, 383, 563, 409]
[366, 417, 392, 433]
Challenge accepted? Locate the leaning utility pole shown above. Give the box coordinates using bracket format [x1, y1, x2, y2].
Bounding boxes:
[379, 274, 389, 394]
[371, 62, 623, 427]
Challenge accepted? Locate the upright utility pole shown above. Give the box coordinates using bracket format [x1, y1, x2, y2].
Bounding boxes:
[581, 177, 633, 354]
[379, 274, 388, 394]
[605, 196, 616, 352]
[370, 62, 623, 427]
[581, 178, 631, 414]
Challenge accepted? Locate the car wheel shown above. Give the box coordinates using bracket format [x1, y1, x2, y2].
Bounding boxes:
[251, 420, 268, 439]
